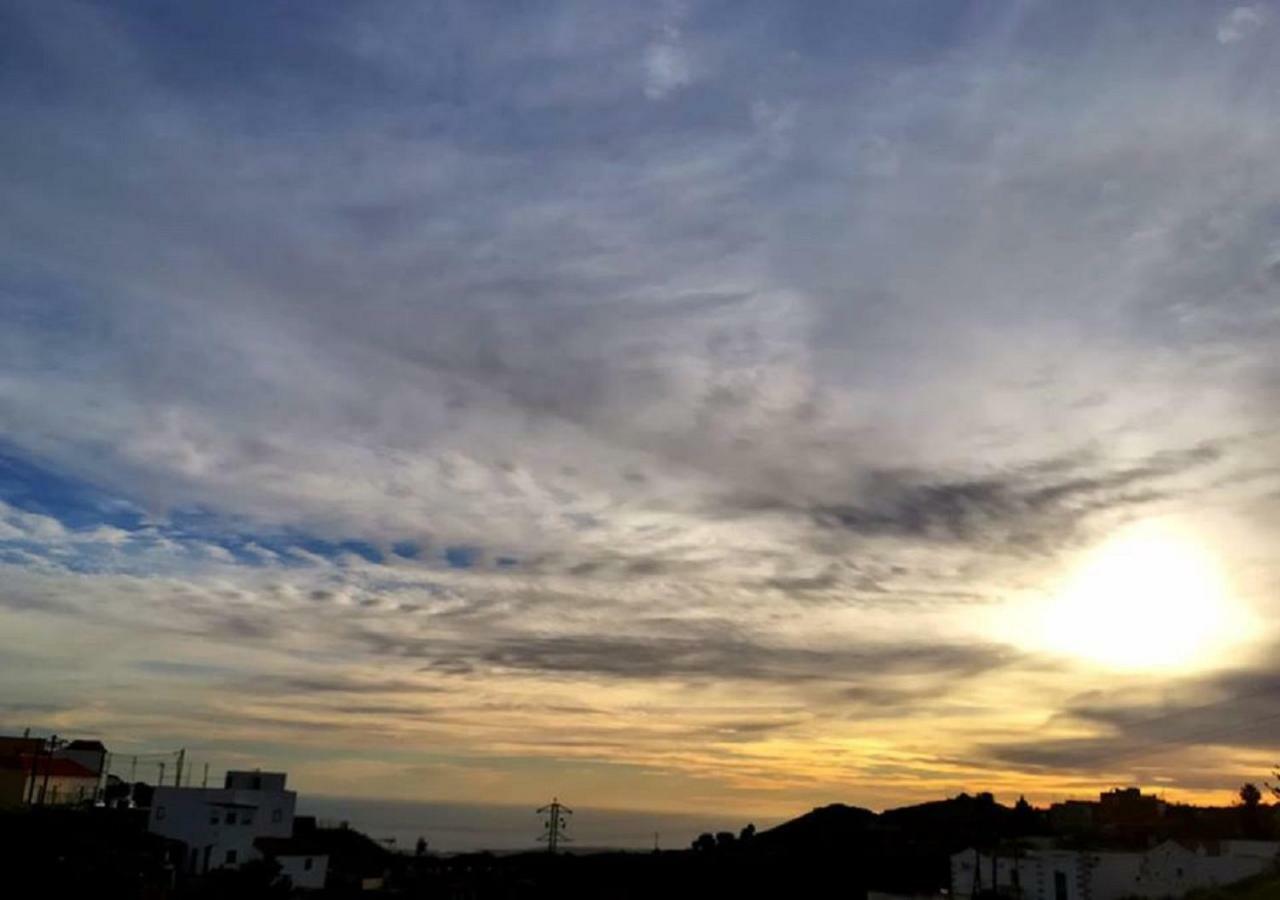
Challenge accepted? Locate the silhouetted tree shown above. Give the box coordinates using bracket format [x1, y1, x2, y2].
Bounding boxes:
[1267, 768, 1280, 801]
[715, 831, 736, 849]
[691, 833, 716, 853]
[738, 823, 756, 842]
[1240, 783, 1265, 837]
[1011, 794, 1039, 835]
[415, 836, 428, 857]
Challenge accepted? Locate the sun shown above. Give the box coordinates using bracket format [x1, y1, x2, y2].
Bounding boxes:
[1036, 521, 1240, 670]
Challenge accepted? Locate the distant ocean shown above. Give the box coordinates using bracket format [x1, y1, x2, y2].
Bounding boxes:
[296, 796, 777, 854]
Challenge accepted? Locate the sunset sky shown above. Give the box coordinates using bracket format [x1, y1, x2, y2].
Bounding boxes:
[3, 0, 1280, 821]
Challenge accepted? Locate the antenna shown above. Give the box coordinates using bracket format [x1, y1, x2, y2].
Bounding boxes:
[536, 797, 573, 854]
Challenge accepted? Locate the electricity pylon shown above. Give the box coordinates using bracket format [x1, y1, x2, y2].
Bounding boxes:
[537, 797, 573, 853]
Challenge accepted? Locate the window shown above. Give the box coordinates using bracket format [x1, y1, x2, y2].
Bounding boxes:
[1054, 871, 1068, 900]
[156, 806, 167, 821]
[304, 857, 313, 871]
[243, 811, 254, 825]
[226, 811, 237, 825]
[251, 775, 262, 790]
[209, 811, 219, 825]
[272, 808, 282, 823]
[225, 849, 237, 865]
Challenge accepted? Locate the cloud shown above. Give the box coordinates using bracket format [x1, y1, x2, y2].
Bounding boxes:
[643, 26, 694, 99]
[983, 658, 1280, 776]
[805, 443, 1224, 551]
[449, 633, 1023, 684]
[2, 0, 1280, 812]
[1217, 6, 1265, 44]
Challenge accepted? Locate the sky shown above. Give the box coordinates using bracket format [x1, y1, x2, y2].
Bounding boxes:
[2, 0, 1280, 822]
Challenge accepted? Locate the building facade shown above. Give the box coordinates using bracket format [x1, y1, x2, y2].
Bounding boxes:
[148, 770, 297, 875]
[0, 734, 108, 807]
[59, 739, 107, 778]
[275, 852, 328, 891]
[951, 839, 1279, 900]
[256, 837, 330, 890]
[0, 756, 100, 806]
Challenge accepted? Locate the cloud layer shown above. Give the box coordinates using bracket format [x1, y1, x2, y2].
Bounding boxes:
[2, 0, 1280, 814]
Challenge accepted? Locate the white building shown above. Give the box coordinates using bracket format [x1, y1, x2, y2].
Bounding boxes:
[256, 837, 330, 891]
[951, 839, 1279, 900]
[148, 770, 298, 875]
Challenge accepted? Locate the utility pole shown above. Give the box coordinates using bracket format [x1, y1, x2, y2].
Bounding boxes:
[202, 763, 209, 788]
[130, 755, 137, 783]
[536, 797, 573, 854]
[39, 734, 58, 805]
[158, 761, 166, 787]
[26, 735, 44, 804]
[97, 752, 111, 802]
[175, 748, 185, 787]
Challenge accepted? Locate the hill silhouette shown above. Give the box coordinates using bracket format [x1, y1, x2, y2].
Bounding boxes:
[746, 792, 1042, 894]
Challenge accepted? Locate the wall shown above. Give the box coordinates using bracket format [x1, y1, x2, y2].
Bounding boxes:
[33, 773, 98, 805]
[225, 771, 287, 792]
[149, 784, 297, 873]
[952, 843, 1279, 900]
[59, 747, 106, 776]
[277, 853, 328, 890]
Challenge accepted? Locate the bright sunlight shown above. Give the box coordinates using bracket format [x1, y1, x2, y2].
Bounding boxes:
[1037, 520, 1243, 670]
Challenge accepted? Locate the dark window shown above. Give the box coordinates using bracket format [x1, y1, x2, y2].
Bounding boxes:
[304, 857, 313, 871]
[225, 849, 237, 865]
[209, 811, 219, 825]
[251, 776, 262, 789]
[243, 811, 254, 825]
[1054, 871, 1069, 900]
[226, 811, 237, 825]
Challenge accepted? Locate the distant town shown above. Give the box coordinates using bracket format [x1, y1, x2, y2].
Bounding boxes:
[4, 729, 1280, 898]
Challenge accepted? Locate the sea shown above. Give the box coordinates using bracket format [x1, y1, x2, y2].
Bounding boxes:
[296, 796, 776, 854]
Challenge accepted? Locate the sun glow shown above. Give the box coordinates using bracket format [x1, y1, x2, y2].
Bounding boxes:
[1037, 521, 1241, 670]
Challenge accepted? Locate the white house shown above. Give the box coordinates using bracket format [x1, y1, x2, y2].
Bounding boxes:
[148, 770, 298, 875]
[256, 837, 330, 890]
[951, 839, 1279, 900]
